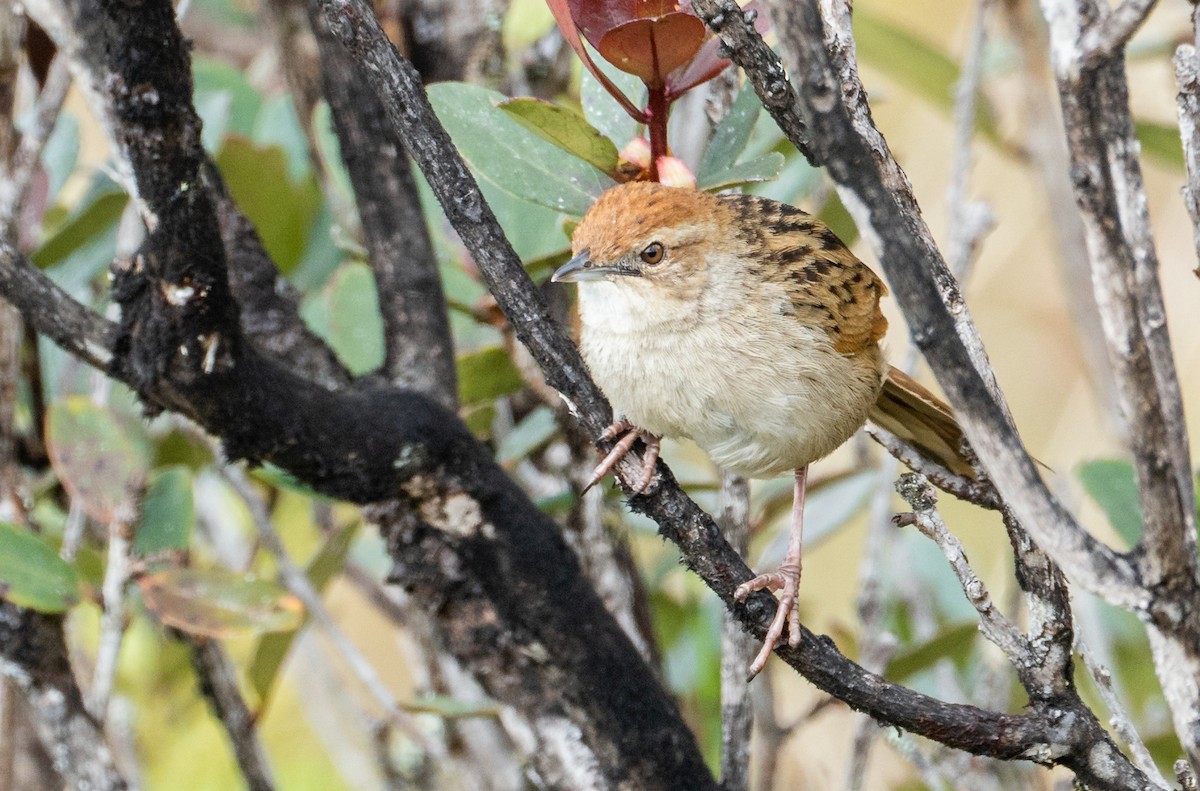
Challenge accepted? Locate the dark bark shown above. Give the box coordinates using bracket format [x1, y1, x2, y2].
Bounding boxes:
[183, 635, 276, 791]
[32, 0, 716, 786]
[307, 1, 458, 407]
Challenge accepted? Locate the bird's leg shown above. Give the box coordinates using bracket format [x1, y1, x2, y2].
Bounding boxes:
[583, 418, 661, 494]
[734, 465, 808, 679]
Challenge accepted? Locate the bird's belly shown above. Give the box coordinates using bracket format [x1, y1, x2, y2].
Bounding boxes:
[580, 321, 884, 479]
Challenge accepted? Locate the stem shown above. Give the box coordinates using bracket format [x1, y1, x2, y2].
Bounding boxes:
[647, 84, 670, 181]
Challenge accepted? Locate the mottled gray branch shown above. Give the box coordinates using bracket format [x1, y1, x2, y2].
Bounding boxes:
[717, 470, 752, 791]
[1079, 0, 1158, 69]
[1175, 35, 1200, 272]
[0, 604, 130, 791]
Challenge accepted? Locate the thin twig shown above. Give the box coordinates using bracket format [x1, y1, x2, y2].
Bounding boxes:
[89, 514, 133, 720]
[893, 474, 1028, 664]
[717, 469, 753, 791]
[1174, 35, 1200, 274]
[865, 425, 1000, 509]
[183, 635, 276, 791]
[1178, 759, 1199, 791]
[0, 57, 72, 236]
[945, 0, 995, 281]
[220, 463, 437, 755]
[1076, 638, 1170, 790]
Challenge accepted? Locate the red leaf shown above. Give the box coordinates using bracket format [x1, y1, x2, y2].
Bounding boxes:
[548, 0, 647, 121]
[571, 0, 680, 45]
[666, 1, 769, 97]
[598, 12, 706, 86]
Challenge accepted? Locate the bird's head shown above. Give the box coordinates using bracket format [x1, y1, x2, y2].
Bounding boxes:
[552, 181, 726, 296]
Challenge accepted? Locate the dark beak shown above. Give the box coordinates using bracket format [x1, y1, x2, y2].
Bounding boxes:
[551, 250, 639, 283]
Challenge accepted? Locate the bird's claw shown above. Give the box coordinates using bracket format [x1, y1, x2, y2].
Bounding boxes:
[734, 562, 803, 680]
[582, 420, 661, 494]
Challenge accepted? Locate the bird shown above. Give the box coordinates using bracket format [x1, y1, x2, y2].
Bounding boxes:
[552, 180, 973, 678]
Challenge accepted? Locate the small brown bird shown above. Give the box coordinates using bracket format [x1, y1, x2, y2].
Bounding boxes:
[553, 181, 971, 677]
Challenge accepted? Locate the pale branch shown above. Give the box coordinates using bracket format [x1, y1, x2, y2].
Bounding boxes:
[89, 516, 133, 720]
[944, 0, 995, 280]
[182, 635, 277, 791]
[1079, 0, 1159, 70]
[865, 425, 1001, 509]
[1039, 0, 1200, 762]
[717, 470, 753, 791]
[0, 604, 130, 791]
[1179, 759, 1200, 790]
[1175, 40, 1200, 273]
[1076, 638, 1171, 791]
[1038, 0, 1199, 609]
[893, 475, 1029, 665]
[0, 57, 71, 236]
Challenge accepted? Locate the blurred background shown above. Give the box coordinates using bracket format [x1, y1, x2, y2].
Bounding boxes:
[6, 0, 1198, 788]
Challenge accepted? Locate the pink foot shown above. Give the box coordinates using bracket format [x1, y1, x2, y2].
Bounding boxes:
[583, 419, 661, 493]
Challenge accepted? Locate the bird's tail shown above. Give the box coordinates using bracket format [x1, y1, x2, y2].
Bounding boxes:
[868, 366, 976, 479]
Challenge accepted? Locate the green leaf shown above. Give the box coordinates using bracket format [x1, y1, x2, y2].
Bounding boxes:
[756, 470, 875, 566]
[252, 95, 313, 181]
[134, 466, 195, 555]
[193, 57, 262, 144]
[698, 83, 762, 182]
[428, 82, 616, 216]
[249, 521, 361, 702]
[403, 694, 502, 720]
[41, 112, 80, 201]
[854, 10, 998, 142]
[524, 249, 571, 285]
[250, 464, 333, 502]
[697, 152, 785, 192]
[1135, 120, 1184, 171]
[497, 406, 558, 465]
[32, 190, 128, 270]
[499, 98, 620, 176]
[138, 568, 304, 638]
[299, 262, 384, 376]
[457, 346, 525, 405]
[884, 622, 979, 680]
[46, 397, 150, 523]
[0, 521, 82, 612]
[818, 190, 860, 249]
[581, 50, 646, 146]
[215, 137, 322, 274]
[1078, 459, 1142, 547]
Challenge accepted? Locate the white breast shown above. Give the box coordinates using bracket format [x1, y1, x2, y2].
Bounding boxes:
[577, 278, 884, 479]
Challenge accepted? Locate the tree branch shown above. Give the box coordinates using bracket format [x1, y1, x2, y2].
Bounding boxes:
[0, 604, 129, 791]
[696, 0, 1147, 610]
[182, 635, 276, 791]
[306, 0, 458, 406]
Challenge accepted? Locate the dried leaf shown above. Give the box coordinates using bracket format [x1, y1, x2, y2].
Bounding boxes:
[139, 568, 304, 638]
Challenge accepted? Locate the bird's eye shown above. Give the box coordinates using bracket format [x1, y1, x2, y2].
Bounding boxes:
[639, 242, 665, 265]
